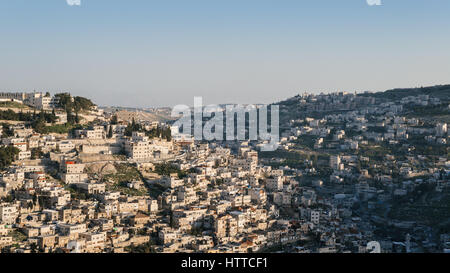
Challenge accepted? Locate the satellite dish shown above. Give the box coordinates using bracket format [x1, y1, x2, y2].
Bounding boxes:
[366, 241, 381, 253]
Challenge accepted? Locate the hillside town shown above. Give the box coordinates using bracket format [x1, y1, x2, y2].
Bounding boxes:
[0, 88, 449, 253]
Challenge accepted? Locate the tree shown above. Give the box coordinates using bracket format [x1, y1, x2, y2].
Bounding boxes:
[55, 93, 73, 112]
[31, 148, 43, 160]
[30, 243, 38, 253]
[38, 196, 44, 208]
[0, 146, 20, 170]
[111, 114, 118, 125]
[1, 124, 14, 137]
[145, 126, 172, 141]
[107, 126, 113, 138]
[32, 118, 47, 134]
[73, 96, 95, 111]
[51, 109, 56, 123]
[125, 118, 141, 136]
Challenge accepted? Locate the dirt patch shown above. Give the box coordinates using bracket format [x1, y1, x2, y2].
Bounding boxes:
[86, 162, 117, 175]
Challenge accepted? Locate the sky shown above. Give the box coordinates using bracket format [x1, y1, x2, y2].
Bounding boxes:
[0, 0, 449, 108]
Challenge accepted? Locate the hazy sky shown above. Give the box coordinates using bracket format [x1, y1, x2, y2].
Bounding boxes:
[0, 0, 449, 107]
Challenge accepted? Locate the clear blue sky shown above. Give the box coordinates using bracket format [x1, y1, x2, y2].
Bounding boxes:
[1, 0, 449, 107]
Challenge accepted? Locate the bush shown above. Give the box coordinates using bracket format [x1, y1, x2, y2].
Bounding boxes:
[0, 146, 20, 169]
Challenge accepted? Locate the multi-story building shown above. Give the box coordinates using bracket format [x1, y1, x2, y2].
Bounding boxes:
[0, 204, 18, 225]
[125, 133, 151, 160]
[60, 161, 88, 184]
[330, 155, 342, 170]
[436, 123, 448, 137]
[26, 92, 59, 110]
[0, 92, 28, 101]
[57, 141, 75, 153]
[0, 92, 59, 110]
[266, 176, 283, 191]
[75, 126, 105, 140]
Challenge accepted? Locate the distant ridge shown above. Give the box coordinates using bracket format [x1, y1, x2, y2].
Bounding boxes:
[359, 84, 450, 101]
[275, 84, 450, 125]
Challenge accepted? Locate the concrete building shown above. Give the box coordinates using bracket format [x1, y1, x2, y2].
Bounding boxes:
[436, 123, 448, 137]
[0, 205, 18, 225]
[60, 161, 88, 184]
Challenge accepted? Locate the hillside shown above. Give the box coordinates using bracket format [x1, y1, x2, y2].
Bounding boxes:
[276, 84, 450, 127]
[359, 84, 450, 102]
[113, 109, 175, 124]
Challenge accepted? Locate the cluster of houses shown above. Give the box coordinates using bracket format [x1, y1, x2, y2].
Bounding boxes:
[0, 92, 59, 110]
[0, 90, 449, 253]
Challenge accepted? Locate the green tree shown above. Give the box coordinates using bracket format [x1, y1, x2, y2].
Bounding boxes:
[0, 146, 20, 170]
[111, 114, 118, 125]
[31, 147, 44, 160]
[107, 126, 113, 138]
